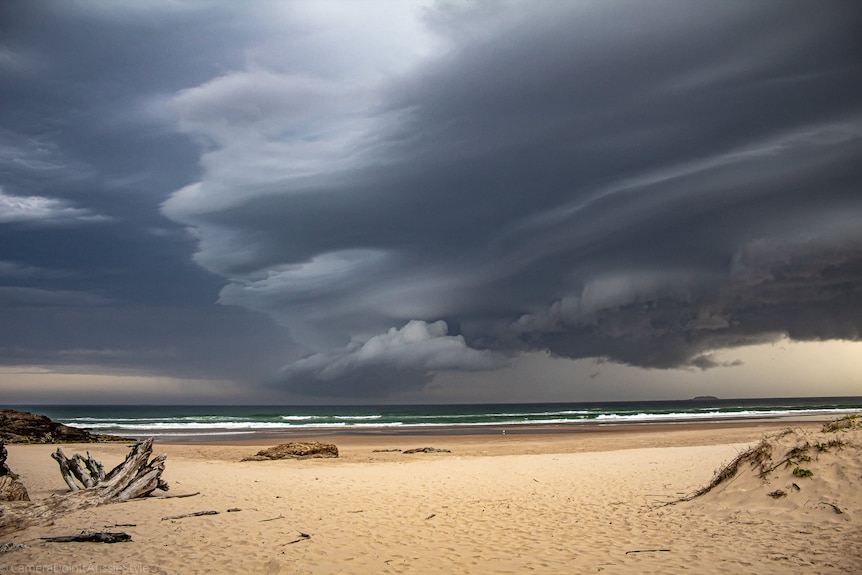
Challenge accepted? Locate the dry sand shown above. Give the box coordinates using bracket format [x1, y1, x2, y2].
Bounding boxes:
[1, 420, 860, 574]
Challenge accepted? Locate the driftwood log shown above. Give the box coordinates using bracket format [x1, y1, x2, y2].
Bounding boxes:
[161, 510, 218, 521]
[0, 438, 167, 535]
[42, 531, 132, 543]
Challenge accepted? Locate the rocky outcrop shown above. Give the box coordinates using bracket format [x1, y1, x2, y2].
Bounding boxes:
[0, 409, 129, 444]
[403, 447, 451, 454]
[0, 442, 30, 501]
[242, 441, 339, 461]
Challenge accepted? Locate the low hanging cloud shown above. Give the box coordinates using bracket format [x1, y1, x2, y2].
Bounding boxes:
[512, 235, 862, 369]
[0, 286, 113, 308]
[0, 188, 105, 225]
[150, 0, 862, 396]
[277, 320, 506, 397]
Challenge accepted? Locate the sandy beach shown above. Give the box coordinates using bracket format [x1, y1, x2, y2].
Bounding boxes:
[2, 419, 860, 574]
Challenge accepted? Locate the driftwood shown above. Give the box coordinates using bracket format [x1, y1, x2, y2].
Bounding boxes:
[42, 531, 132, 543]
[161, 510, 218, 521]
[284, 532, 311, 545]
[0, 438, 167, 536]
[51, 449, 105, 491]
[820, 501, 844, 514]
[50, 438, 168, 498]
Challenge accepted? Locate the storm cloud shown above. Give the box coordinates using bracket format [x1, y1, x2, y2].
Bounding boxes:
[2, 1, 861, 399]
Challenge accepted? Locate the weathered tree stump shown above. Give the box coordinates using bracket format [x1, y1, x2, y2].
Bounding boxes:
[0, 437, 167, 535]
[50, 438, 167, 499]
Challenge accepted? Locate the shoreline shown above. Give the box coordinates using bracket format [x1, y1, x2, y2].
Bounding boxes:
[12, 396, 861, 444]
[145, 412, 840, 445]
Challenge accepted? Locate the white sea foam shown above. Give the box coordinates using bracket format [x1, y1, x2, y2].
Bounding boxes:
[593, 408, 840, 422]
[56, 402, 861, 438]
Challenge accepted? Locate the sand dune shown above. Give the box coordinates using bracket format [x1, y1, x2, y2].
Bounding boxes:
[1, 421, 860, 574]
[681, 417, 862, 514]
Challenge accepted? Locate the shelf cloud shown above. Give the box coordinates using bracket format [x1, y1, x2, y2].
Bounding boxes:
[2, 1, 860, 399]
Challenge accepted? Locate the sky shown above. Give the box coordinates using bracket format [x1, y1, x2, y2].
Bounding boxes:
[1, 0, 861, 405]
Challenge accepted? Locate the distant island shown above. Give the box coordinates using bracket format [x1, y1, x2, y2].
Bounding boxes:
[690, 396, 720, 401]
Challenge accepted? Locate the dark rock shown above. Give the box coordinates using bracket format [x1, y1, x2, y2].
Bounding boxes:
[0, 409, 130, 444]
[242, 441, 339, 461]
[402, 447, 451, 454]
[0, 441, 29, 501]
[0, 477, 30, 501]
[0, 442, 16, 478]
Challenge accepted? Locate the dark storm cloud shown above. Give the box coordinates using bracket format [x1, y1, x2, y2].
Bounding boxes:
[159, 1, 862, 396]
[0, 1, 295, 383]
[2, 1, 861, 399]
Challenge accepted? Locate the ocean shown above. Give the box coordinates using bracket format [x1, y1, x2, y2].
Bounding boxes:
[8, 396, 862, 441]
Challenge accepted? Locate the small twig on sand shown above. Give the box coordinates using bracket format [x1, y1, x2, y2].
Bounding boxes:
[626, 549, 670, 555]
[132, 491, 199, 501]
[161, 510, 218, 521]
[284, 532, 311, 545]
[260, 514, 285, 522]
[820, 502, 844, 514]
[425, 513, 436, 520]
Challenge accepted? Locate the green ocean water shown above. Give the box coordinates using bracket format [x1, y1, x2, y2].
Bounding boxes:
[9, 396, 862, 440]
